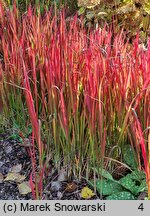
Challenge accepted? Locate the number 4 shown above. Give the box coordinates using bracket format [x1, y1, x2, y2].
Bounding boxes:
[138, 203, 144, 211]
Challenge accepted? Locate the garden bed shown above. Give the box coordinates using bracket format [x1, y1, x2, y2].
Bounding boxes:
[0, 133, 101, 200]
[0, 133, 148, 200]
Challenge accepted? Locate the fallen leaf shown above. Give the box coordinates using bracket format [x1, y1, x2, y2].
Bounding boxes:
[116, 4, 136, 14]
[65, 182, 78, 192]
[0, 172, 4, 183]
[11, 164, 22, 173]
[18, 181, 31, 195]
[78, 0, 100, 8]
[4, 172, 26, 183]
[97, 12, 107, 16]
[81, 186, 95, 199]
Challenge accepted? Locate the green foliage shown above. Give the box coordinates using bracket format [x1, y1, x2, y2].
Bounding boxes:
[7, 123, 32, 143]
[106, 191, 135, 200]
[2, 0, 78, 14]
[89, 168, 147, 199]
[3, 0, 52, 13]
[119, 175, 141, 195]
[95, 168, 115, 181]
[8, 131, 23, 142]
[122, 145, 138, 169]
[96, 179, 123, 195]
[129, 170, 146, 181]
[119, 170, 147, 194]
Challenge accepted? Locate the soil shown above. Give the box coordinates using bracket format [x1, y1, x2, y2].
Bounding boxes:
[0, 133, 32, 200]
[0, 132, 147, 200]
[0, 132, 100, 200]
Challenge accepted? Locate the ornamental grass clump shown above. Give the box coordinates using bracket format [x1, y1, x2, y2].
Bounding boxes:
[0, 2, 149, 199]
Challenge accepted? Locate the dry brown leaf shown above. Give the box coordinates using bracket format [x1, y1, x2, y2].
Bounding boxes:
[18, 181, 32, 195]
[4, 172, 26, 183]
[116, 3, 136, 14]
[78, 0, 100, 8]
[0, 172, 4, 183]
[65, 182, 78, 192]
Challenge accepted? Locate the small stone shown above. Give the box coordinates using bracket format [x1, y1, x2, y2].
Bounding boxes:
[11, 164, 22, 173]
[51, 181, 62, 192]
[57, 191, 63, 199]
[7, 195, 13, 200]
[5, 145, 12, 154]
[1, 165, 10, 175]
[58, 169, 68, 182]
[137, 192, 148, 200]
[0, 161, 4, 168]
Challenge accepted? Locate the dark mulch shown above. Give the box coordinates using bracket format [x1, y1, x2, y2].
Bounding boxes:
[0, 133, 101, 200]
[0, 133, 32, 200]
